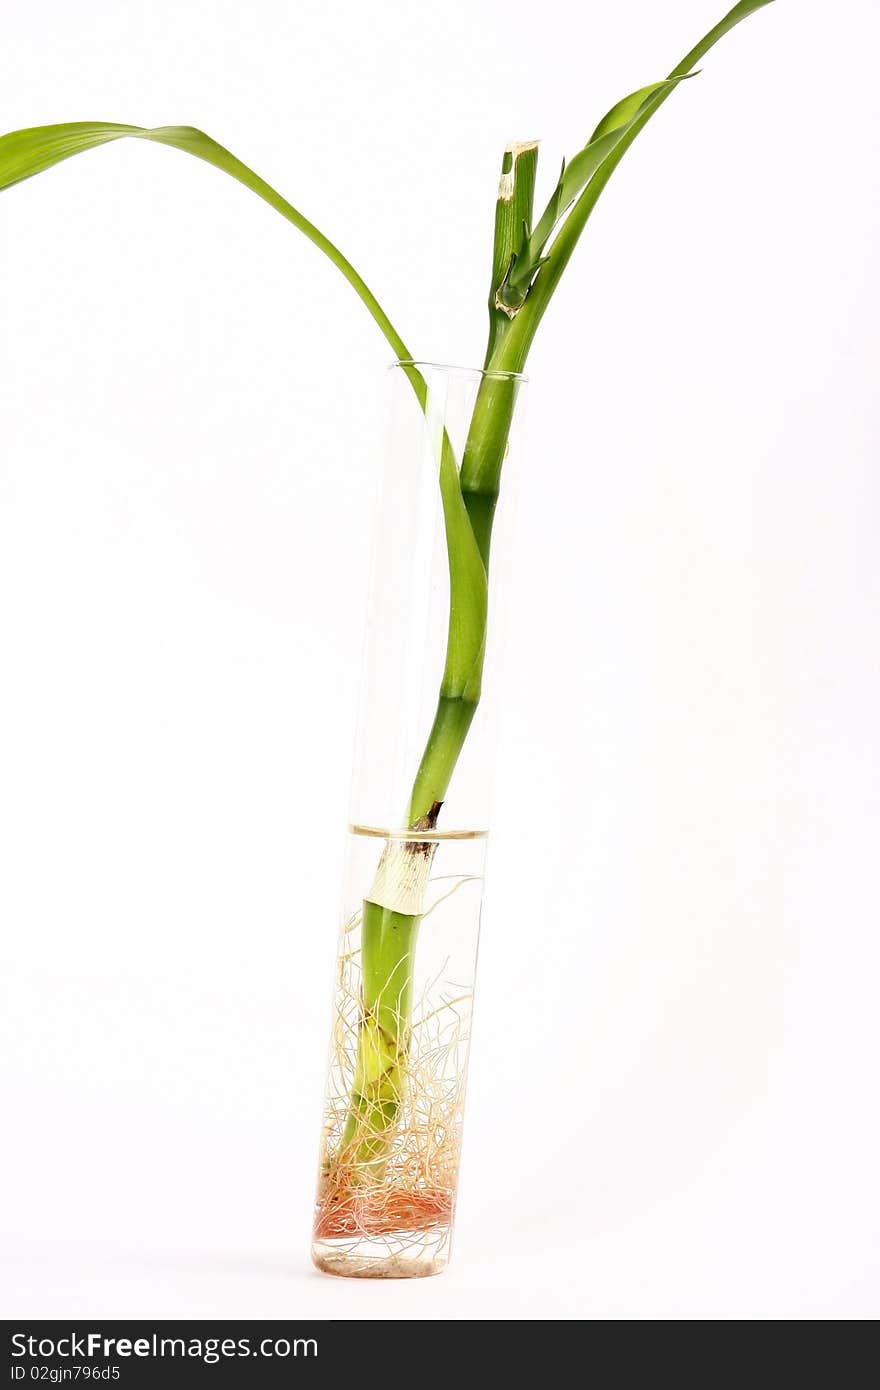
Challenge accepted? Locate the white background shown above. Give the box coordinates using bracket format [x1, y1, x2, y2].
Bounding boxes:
[1, 0, 878, 1321]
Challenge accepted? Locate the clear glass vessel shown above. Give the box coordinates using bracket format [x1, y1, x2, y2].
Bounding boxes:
[312, 362, 526, 1279]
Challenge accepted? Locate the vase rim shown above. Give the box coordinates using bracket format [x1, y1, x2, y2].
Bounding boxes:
[392, 358, 528, 384]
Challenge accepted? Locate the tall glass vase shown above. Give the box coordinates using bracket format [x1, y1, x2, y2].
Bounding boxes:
[312, 361, 526, 1279]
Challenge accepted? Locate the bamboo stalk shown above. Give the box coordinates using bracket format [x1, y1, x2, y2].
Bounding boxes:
[338, 899, 421, 1171]
[338, 143, 539, 1179]
[340, 3, 777, 1181]
[485, 141, 538, 365]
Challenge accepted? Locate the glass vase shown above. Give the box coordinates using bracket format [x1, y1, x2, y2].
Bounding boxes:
[312, 361, 526, 1279]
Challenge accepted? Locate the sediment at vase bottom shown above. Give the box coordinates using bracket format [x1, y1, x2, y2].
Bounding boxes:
[312, 1185, 455, 1279]
[311, 1231, 450, 1279]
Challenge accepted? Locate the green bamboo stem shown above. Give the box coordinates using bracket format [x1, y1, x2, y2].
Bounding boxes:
[339, 899, 418, 1171]
[459, 374, 520, 562]
[485, 142, 538, 365]
[340, 143, 536, 1178]
[408, 694, 478, 828]
[342, 3, 776, 1181]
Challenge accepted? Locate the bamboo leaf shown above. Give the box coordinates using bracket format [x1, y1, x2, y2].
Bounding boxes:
[435, 428, 488, 703]
[393, 363, 488, 703]
[667, 0, 775, 79]
[554, 78, 690, 230]
[0, 121, 412, 366]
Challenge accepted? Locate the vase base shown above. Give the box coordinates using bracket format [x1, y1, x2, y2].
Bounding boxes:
[311, 1233, 449, 1280]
